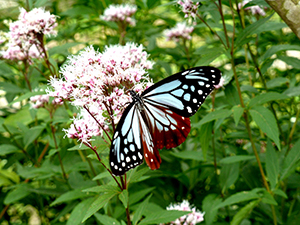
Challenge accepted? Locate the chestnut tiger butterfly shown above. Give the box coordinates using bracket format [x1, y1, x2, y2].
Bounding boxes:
[110, 66, 221, 176]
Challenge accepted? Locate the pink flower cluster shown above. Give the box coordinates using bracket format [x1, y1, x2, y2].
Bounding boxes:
[30, 94, 63, 109]
[164, 22, 194, 42]
[162, 200, 205, 225]
[47, 43, 153, 143]
[239, 0, 266, 16]
[1, 7, 57, 62]
[100, 4, 137, 26]
[177, 0, 199, 19]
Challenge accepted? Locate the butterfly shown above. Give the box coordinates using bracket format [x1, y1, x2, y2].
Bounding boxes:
[109, 66, 221, 176]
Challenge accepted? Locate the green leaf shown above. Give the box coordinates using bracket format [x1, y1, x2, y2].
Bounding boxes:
[231, 200, 260, 225]
[248, 92, 289, 108]
[94, 213, 121, 225]
[197, 109, 232, 126]
[265, 139, 279, 189]
[202, 194, 222, 225]
[232, 105, 244, 126]
[224, 83, 240, 106]
[261, 191, 277, 205]
[4, 184, 31, 204]
[220, 155, 255, 164]
[119, 189, 128, 208]
[277, 55, 300, 69]
[282, 85, 300, 97]
[235, 14, 273, 48]
[266, 77, 289, 89]
[4, 108, 33, 127]
[220, 163, 239, 192]
[260, 44, 300, 62]
[82, 184, 120, 194]
[171, 150, 204, 161]
[50, 189, 91, 206]
[66, 197, 95, 225]
[0, 144, 20, 155]
[249, 106, 280, 150]
[214, 189, 261, 210]
[82, 192, 118, 222]
[0, 82, 25, 94]
[132, 194, 152, 225]
[67, 144, 90, 151]
[139, 210, 190, 225]
[24, 125, 45, 148]
[127, 167, 150, 183]
[9, 91, 46, 105]
[129, 187, 156, 205]
[48, 42, 82, 56]
[195, 47, 224, 66]
[199, 122, 213, 160]
[280, 139, 300, 181]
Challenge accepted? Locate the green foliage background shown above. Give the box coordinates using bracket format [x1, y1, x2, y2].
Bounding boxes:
[1, 0, 300, 224]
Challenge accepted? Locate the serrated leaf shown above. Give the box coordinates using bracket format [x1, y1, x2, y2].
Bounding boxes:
[220, 155, 255, 164]
[261, 191, 277, 205]
[199, 122, 213, 160]
[282, 85, 300, 97]
[249, 106, 280, 150]
[235, 14, 273, 48]
[24, 125, 45, 148]
[280, 139, 300, 181]
[66, 197, 95, 225]
[4, 184, 31, 204]
[225, 83, 240, 106]
[232, 105, 244, 126]
[50, 189, 91, 206]
[231, 200, 260, 225]
[132, 194, 152, 225]
[220, 163, 239, 192]
[129, 187, 156, 205]
[197, 109, 232, 126]
[260, 44, 300, 62]
[277, 55, 300, 69]
[82, 184, 120, 194]
[266, 77, 289, 89]
[265, 139, 279, 189]
[171, 150, 204, 161]
[139, 210, 190, 225]
[248, 92, 288, 108]
[119, 189, 128, 208]
[127, 167, 149, 183]
[82, 192, 117, 222]
[214, 189, 261, 210]
[203, 194, 222, 225]
[94, 213, 121, 225]
[0, 144, 20, 155]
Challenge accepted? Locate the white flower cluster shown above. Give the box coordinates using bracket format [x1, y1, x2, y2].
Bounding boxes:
[1, 7, 57, 62]
[239, 0, 266, 16]
[100, 4, 137, 26]
[162, 200, 205, 225]
[164, 22, 194, 42]
[177, 0, 199, 19]
[48, 43, 154, 143]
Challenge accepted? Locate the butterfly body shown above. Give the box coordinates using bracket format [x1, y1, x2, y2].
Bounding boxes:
[110, 66, 221, 176]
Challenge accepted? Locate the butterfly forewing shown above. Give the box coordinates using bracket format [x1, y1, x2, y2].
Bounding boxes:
[142, 66, 221, 117]
[110, 103, 144, 176]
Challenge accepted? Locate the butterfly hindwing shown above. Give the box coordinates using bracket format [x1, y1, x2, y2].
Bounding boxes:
[141, 103, 191, 150]
[142, 66, 221, 117]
